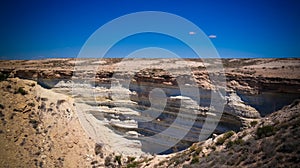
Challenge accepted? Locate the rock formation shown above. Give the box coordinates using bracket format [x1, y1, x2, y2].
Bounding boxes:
[0, 58, 299, 167]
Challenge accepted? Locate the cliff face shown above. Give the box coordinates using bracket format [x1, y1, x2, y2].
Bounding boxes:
[1, 59, 300, 152]
[2, 58, 299, 115]
[147, 99, 300, 168]
[0, 58, 300, 167]
[1, 58, 300, 90]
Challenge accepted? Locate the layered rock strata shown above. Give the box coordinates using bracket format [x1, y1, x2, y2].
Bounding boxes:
[1, 58, 300, 155]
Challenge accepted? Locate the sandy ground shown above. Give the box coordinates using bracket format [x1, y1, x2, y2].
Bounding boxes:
[0, 78, 104, 167]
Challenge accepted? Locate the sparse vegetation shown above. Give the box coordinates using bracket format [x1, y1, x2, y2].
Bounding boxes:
[29, 119, 39, 129]
[191, 156, 199, 164]
[114, 155, 122, 165]
[189, 143, 201, 154]
[256, 125, 275, 139]
[0, 72, 9, 81]
[10, 112, 16, 119]
[195, 146, 202, 155]
[94, 143, 103, 157]
[38, 102, 46, 111]
[27, 102, 35, 107]
[57, 99, 66, 106]
[0, 104, 4, 109]
[125, 156, 146, 168]
[226, 138, 244, 148]
[15, 87, 28, 95]
[166, 152, 190, 167]
[250, 120, 258, 127]
[127, 156, 136, 163]
[216, 131, 235, 145]
[104, 155, 113, 167]
[126, 161, 139, 168]
[0, 111, 4, 118]
[90, 160, 98, 165]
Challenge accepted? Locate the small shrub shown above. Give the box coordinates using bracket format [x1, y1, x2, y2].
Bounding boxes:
[127, 161, 139, 168]
[277, 144, 293, 153]
[104, 155, 112, 167]
[0, 104, 4, 109]
[20, 138, 26, 146]
[191, 156, 199, 164]
[57, 99, 66, 106]
[38, 102, 46, 111]
[27, 102, 35, 107]
[10, 112, 16, 119]
[226, 138, 244, 148]
[174, 159, 180, 166]
[195, 146, 202, 155]
[226, 141, 234, 148]
[250, 121, 258, 127]
[15, 87, 28, 95]
[256, 125, 275, 139]
[189, 144, 196, 151]
[127, 156, 136, 163]
[94, 143, 103, 157]
[216, 131, 235, 145]
[91, 160, 98, 165]
[29, 119, 39, 129]
[0, 111, 4, 118]
[115, 155, 122, 165]
[0, 73, 8, 81]
[190, 144, 202, 156]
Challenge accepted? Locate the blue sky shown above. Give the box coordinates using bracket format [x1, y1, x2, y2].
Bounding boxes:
[0, 0, 299, 59]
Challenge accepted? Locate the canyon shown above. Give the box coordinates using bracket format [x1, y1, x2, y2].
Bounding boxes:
[0, 58, 299, 167]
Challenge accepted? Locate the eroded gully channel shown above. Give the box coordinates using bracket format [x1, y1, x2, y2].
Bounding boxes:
[41, 79, 300, 154]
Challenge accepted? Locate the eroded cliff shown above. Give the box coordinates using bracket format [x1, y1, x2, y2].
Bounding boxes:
[0, 58, 300, 167]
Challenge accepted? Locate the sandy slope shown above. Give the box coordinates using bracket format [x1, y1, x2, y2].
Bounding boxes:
[0, 78, 104, 167]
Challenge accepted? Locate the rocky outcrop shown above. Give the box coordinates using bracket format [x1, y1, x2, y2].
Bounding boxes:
[226, 73, 300, 94]
[226, 92, 260, 118]
[64, 77, 258, 155]
[146, 99, 300, 168]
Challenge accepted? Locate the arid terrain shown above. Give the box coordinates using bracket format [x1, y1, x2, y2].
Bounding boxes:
[0, 58, 300, 167]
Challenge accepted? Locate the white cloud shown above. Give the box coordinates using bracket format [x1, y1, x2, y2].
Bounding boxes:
[208, 34, 217, 39]
[189, 31, 196, 35]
